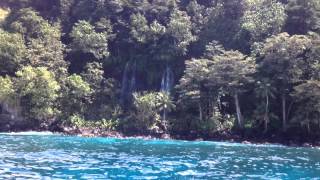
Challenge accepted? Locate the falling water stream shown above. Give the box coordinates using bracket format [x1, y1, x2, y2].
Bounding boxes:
[160, 66, 174, 94]
[120, 61, 137, 107]
[160, 66, 174, 130]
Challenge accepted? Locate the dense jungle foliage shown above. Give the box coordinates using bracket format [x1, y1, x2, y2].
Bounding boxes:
[0, 0, 320, 139]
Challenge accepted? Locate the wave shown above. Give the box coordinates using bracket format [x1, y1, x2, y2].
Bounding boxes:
[0, 131, 58, 136]
[0, 132, 285, 148]
[101, 137, 285, 148]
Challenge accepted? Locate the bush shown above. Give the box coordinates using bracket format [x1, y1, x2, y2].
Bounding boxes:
[132, 92, 174, 133]
[69, 114, 119, 131]
[198, 115, 235, 135]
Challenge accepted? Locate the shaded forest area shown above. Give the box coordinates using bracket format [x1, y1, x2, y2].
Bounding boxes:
[0, 0, 320, 142]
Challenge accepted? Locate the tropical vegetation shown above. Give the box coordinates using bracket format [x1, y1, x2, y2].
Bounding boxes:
[0, 0, 319, 140]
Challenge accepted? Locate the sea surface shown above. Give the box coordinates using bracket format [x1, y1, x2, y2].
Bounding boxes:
[0, 132, 319, 179]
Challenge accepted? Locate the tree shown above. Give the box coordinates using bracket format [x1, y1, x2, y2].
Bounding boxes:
[157, 92, 175, 131]
[0, 29, 26, 75]
[130, 13, 150, 43]
[81, 62, 104, 89]
[292, 80, 320, 133]
[147, 0, 178, 20]
[285, 0, 320, 34]
[209, 50, 256, 128]
[148, 20, 166, 41]
[254, 79, 276, 133]
[306, 32, 320, 79]
[15, 66, 60, 123]
[61, 74, 92, 118]
[133, 92, 160, 132]
[3, 0, 320, 137]
[130, 13, 166, 43]
[70, 20, 110, 60]
[59, 0, 74, 23]
[186, 0, 209, 35]
[178, 41, 225, 124]
[178, 58, 211, 122]
[199, 0, 247, 52]
[168, 8, 196, 55]
[132, 92, 173, 133]
[0, 76, 14, 104]
[25, 23, 68, 79]
[81, 62, 119, 120]
[242, 0, 287, 41]
[4, 8, 53, 41]
[257, 33, 313, 131]
[2, 8, 68, 78]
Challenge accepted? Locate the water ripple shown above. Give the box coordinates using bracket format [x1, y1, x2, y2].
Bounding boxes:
[0, 134, 319, 179]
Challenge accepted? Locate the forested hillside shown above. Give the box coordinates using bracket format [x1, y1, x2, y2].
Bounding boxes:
[0, 0, 320, 140]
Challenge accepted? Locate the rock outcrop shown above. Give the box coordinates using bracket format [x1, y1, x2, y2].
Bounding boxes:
[0, 102, 23, 130]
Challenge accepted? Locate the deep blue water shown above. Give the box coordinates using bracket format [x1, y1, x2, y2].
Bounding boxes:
[0, 133, 320, 179]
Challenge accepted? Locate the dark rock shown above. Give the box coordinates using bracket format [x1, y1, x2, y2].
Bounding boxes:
[314, 141, 320, 147]
[289, 141, 298, 147]
[302, 143, 312, 147]
[161, 134, 171, 139]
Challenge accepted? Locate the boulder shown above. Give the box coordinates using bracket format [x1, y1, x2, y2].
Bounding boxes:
[302, 143, 312, 148]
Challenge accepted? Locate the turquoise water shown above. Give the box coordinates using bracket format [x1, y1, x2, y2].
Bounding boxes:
[0, 133, 320, 179]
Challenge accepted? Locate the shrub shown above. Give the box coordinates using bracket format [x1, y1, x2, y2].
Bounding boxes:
[69, 114, 119, 131]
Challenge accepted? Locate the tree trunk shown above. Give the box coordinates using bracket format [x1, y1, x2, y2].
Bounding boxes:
[263, 90, 269, 133]
[234, 92, 243, 129]
[199, 102, 203, 121]
[307, 121, 310, 134]
[286, 101, 294, 122]
[163, 108, 167, 131]
[306, 113, 310, 135]
[217, 95, 222, 112]
[282, 93, 287, 132]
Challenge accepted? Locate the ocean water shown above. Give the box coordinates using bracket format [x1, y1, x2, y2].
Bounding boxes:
[0, 132, 319, 179]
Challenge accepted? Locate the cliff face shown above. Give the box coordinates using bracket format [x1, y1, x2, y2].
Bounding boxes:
[0, 102, 27, 131]
[0, 102, 22, 121]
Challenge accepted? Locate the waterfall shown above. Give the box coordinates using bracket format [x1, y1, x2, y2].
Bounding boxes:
[161, 66, 174, 94]
[160, 66, 174, 132]
[129, 61, 137, 93]
[0, 101, 22, 121]
[120, 61, 137, 107]
[120, 62, 130, 106]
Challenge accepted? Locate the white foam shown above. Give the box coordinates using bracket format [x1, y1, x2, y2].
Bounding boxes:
[0, 131, 57, 136]
[207, 141, 285, 148]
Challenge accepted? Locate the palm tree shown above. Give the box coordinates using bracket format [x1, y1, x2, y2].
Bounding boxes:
[157, 92, 176, 131]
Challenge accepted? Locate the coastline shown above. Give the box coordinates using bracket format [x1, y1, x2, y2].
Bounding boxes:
[2, 126, 319, 148]
[57, 128, 320, 148]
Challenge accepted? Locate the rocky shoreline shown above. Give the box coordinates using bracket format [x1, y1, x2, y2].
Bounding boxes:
[55, 126, 319, 148]
[1, 121, 319, 148]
